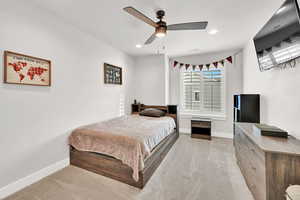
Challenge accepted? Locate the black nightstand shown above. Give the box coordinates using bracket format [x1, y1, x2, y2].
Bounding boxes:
[131, 104, 140, 114]
[191, 119, 211, 140]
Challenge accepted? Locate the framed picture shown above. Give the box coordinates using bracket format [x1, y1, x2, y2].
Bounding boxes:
[104, 63, 122, 85]
[4, 51, 51, 86]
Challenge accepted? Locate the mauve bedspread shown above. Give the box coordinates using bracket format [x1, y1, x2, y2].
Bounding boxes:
[69, 115, 176, 181]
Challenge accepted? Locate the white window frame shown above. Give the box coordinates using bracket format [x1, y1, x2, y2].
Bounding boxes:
[179, 67, 226, 120]
[258, 40, 300, 71]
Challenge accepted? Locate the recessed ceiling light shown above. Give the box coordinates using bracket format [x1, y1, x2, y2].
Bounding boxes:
[136, 44, 142, 48]
[208, 29, 219, 35]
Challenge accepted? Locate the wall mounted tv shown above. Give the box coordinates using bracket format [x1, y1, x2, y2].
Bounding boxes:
[254, 0, 300, 71]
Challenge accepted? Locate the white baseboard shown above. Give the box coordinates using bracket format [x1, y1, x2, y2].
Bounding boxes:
[0, 158, 69, 199]
[212, 132, 233, 139]
[179, 128, 233, 139]
[179, 128, 191, 134]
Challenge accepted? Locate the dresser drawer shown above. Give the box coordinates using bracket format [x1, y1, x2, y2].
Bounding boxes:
[235, 126, 266, 200]
[237, 127, 265, 162]
[235, 129, 251, 157]
[237, 152, 266, 200]
[235, 127, 265, 175]
[234, 127, 266, 200]
[234, 123, 300, 200]
[246, 168, 266, 200]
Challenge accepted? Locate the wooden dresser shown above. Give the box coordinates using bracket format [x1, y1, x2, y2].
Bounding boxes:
[234, 123, 300, 200]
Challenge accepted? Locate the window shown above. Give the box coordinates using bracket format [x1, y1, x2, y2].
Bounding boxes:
[180, 68, 225, 117]
[258, 40, 300, 70]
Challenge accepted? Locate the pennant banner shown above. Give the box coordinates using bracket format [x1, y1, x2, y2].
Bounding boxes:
[199, 65, 203, 71]
[226, 56, 233, 64]
[172, 55, 234, 70]
[173, 61, 178, 67]
[213, 62, 218, 68]
[185, 64, 190, 70]
[206, 64, 210, 70]
[219, 60, 224, 66]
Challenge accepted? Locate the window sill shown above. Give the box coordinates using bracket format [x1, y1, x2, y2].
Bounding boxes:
[179, 112, 227, 121]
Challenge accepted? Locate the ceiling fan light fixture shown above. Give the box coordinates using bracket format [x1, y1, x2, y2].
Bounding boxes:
[155, 26, 167, 38]
[156, 32, 166, 38]
[123, 7, 208, 45]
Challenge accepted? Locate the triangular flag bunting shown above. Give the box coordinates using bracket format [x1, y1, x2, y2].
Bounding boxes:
[213, 62, 218, 68]
[226, 56, 233, 64]
[219, 60, 224, 66]
[284, 38, 292, 43]
[171, 54, 235, 69]
[275, 43, 281, 48]
[185, 64, 190, 70]
[206, 64, 210, 70]
[199, 65, 203, 71]
[265, 47, 272, 52]
[173, 61, 178, 67]
[257, 51, 264, 57]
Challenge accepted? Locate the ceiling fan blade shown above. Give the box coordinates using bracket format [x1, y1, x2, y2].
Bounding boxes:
[124, 7, 158, 28]
[167, 22, 208, 31]
[144, 33, 157, 45]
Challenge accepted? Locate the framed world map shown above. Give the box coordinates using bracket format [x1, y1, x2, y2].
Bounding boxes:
[104, 63, 122, 85]
[4, 51, 51, 86]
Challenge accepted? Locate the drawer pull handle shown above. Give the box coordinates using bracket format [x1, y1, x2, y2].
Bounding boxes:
[251, 166, 256, 171]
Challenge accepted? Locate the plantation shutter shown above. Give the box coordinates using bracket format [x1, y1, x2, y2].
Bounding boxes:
[183, 72, 201, 111]
[202, 70, 222, 112]
[182, 69, 224, 114]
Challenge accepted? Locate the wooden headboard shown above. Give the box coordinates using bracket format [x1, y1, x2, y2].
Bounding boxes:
[140, 105, 167, 112]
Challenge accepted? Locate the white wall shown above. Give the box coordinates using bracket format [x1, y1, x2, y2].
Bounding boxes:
[0, 0, 134, 191]
[243, 41, 300, 138]
[133, 55, 165, 105]
[170, 50, 243, 138]
[164, 54, 170, 105]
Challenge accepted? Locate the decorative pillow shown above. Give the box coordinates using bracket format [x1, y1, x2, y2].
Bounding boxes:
[139, 108, 166, 117]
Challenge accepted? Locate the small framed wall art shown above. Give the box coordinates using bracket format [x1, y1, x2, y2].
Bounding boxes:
[4, 51, 51, 86]
[104, 63, 122, 85]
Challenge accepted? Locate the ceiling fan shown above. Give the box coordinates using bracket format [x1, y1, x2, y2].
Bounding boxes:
[123, 7, 208, 45]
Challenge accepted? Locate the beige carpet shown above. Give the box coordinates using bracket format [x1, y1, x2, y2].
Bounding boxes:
[4, 135, 254, 200]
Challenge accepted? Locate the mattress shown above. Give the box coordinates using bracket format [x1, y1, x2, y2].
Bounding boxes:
[69, 115, 176, 181]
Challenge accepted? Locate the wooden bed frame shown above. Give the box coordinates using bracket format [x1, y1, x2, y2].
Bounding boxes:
[70, 105, 178, 189]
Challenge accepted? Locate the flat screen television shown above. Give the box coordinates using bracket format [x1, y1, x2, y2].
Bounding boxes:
[254, 0, 300, 71]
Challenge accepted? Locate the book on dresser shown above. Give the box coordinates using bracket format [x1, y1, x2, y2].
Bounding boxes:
[254, 124, 288, 138]
[234, 122, 300, 200]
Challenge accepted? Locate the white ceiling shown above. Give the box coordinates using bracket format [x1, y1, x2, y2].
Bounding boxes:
[30, 0, 285, 56]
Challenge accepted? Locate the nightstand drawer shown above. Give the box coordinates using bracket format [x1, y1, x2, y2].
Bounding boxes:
[191, 120, 211, 140]
[191, 121, 211, 128]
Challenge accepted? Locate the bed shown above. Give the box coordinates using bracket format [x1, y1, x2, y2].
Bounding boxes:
[69, 105, 178, 188]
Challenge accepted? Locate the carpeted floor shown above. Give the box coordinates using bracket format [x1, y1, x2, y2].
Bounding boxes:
[4, 135, 254, 200]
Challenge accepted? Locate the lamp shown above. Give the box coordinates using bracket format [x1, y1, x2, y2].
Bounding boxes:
[155, 26, 167, 38]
